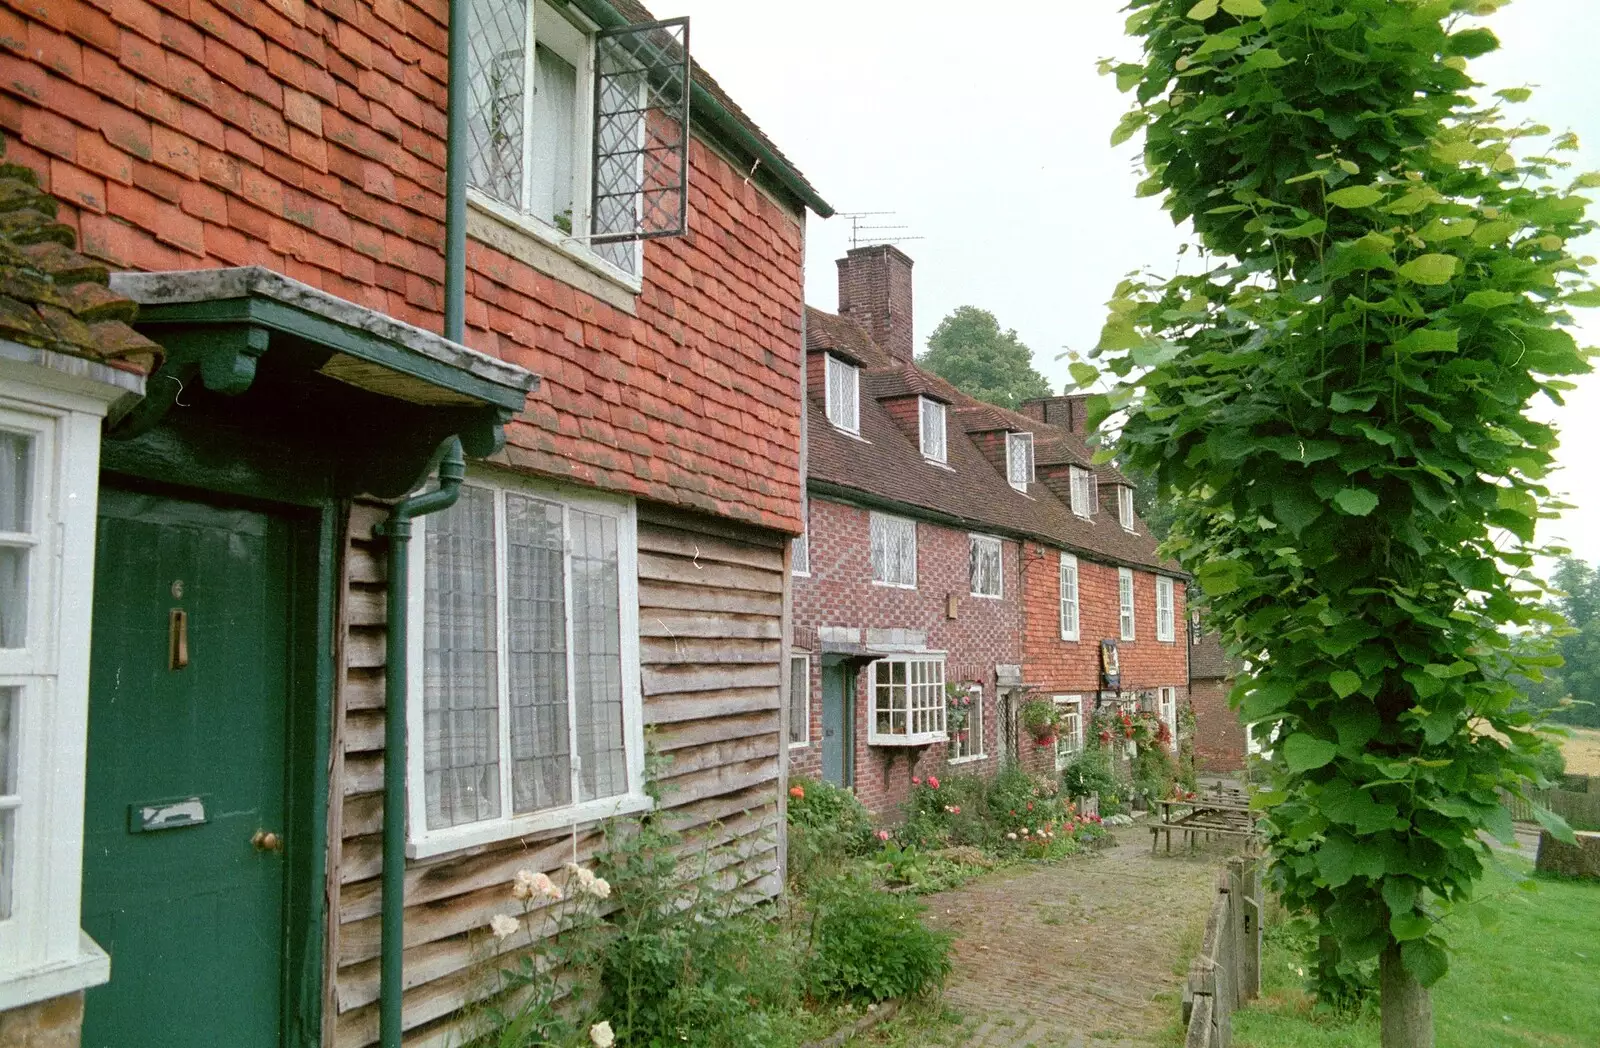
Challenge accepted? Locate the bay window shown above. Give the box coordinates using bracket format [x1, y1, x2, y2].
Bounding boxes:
[408, 473, 646, 856]
[969, 534, 1002, 598]
[868, 657, 946, 746]
[0, 352, 136, 1008]
[1059, 553, 1079, 641]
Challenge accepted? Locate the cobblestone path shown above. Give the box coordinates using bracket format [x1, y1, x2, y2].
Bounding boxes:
[917, 826, 1236, 1048]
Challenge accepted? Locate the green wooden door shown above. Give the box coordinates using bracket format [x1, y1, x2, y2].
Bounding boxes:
[82, 488, 293, 1048]
[820, 663, 854, 787]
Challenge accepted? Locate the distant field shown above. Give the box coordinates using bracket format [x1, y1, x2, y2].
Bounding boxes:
[1558, 726, 1600, 776]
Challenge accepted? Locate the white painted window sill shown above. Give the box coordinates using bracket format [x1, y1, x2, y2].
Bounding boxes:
[870, 580, 918, 591]
[789, 740, 810, 750]
[467, 191, 643, 297]
[970, 591, 1002, 600]
[407, 792, 654, 860]
[947, 753, 988, 766]
[867, 733, 948, 748]
[0, 933, 110, 1011]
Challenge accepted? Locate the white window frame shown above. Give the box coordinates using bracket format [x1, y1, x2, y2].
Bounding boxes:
[968, 534, 1002, 599]
[824, 354, 860, 435]
[788, 654, 810, 748]
[0, 354, 130, 1010]
[1118, 486, 1135, 531]
[1158, 686, 1179, 752]
[919, 396, 947, 463]
[406, 470, 648, 859]
[791, 509, 809, 577]
[1119, 567, 1136, 641]
[1156, 576, 1176, 642]
[869, 511, 917, 589]
[1059, 552, 1079, 641]
[1053, 695, 1085, 771]
[1070, 466, 1095, 518]
[867, 655, 947, 746]
[465, 0, 645, 287]
[1006, 431, 1034, 491]
[949, 682, 985, 763]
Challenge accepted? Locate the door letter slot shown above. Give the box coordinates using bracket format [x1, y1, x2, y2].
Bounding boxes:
[130, 796, 207, 833]
[169, 608, 188, 670]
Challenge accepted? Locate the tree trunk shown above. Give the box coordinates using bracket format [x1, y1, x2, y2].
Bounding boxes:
[1380, 944, 1434, 1048]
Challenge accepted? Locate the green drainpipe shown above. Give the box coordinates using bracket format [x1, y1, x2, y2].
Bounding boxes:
[378, 0, 471, 1042]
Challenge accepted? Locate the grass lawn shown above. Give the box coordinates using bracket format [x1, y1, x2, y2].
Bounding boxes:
[1232, 860, 1600, 1048]
[1556, 726, 1600, 776]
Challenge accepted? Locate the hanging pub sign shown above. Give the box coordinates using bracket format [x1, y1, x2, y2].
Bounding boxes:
[1100, 639, 1121, 690]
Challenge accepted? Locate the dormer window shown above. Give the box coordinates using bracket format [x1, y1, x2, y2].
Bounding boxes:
[1070, 466, 1095, 518]
[919, 397, 946, 463]
[825, 354, 859, 435]
[1118, 485, 1135, 531]
[1006, 432, 1034, 491]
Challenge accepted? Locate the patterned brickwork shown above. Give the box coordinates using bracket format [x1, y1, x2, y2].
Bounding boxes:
[0, 0, 806, 531]
[791, 496, 1023, 814]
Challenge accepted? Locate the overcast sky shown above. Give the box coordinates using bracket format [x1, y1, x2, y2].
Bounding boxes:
[675, 0, 1598, 566]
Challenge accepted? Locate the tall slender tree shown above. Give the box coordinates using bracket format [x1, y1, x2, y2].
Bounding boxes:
[1078, 1, 1589, 1042]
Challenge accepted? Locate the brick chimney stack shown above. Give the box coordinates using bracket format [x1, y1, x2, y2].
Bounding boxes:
[837, 245, 915, 364]
[1019, 394, 1094, 436]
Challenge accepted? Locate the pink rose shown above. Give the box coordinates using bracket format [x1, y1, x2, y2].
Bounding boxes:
[928, 776, 940, 789]
[912, 776, 921, 786]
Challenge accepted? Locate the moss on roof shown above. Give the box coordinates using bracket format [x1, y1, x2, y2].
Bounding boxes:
[0, 137, 160, 374]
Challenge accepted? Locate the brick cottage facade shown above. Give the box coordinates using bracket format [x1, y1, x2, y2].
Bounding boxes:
[1189, 631, 1247, 772]
[790, 246, 1189, 818]
[0, 2, 832, 1047]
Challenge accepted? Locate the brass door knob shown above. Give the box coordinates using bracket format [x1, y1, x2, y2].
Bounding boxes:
[252, 830, 283, 852]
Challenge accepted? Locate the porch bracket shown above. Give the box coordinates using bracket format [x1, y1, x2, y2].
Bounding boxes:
[105, 324, 271, 440]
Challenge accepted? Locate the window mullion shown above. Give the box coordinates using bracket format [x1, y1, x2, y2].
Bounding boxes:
[495, 489, 513, 823]
[562, 503, 581, 805]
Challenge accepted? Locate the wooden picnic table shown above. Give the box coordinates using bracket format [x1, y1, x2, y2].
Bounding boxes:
[1151, 796, 1262, 855]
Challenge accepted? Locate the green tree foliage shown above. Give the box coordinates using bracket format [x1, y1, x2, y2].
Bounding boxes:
[920, 306, 1052, 410]
[1512, 557, 1600, 727]
[1080, 0, 1592, 1027]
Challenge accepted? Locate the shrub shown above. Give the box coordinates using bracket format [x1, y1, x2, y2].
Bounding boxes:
[804, 873, 952, 1004]
[900, 773, 988, 849]
[1060, 748, 1118, 801]
[1534, 740, 1567, 786]
[787, 777, 876, 887]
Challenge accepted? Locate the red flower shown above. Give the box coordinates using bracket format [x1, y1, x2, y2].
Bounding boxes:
[789, 785, 804, 799]
[912, 776, 921, 786]
[928, 776, 940, 789]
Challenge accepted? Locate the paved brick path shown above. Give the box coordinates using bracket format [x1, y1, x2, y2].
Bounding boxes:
[917, 825, 1235, 1047]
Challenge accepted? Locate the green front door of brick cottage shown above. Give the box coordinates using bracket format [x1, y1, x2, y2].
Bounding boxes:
[81, 487, 293, 1048]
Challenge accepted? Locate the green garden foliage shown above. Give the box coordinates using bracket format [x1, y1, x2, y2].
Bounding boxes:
[919, 305, 1053, 410]
[1084, 0, 1592, 1003]
[802, 873, 953, 1005]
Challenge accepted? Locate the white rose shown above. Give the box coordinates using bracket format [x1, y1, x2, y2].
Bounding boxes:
[588, 877, 612, 900]
[512, 868, 538, 900]
[532, 871, 562, 900]
[489, 913, 520, 940]
[589, 1020, 615, 1047]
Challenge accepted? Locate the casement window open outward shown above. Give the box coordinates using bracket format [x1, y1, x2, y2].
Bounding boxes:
[919, 397, 947, 463]
[466, 0, 690, 278]
[825, 355, 859, 435]
[1006, 431, 1034, 491]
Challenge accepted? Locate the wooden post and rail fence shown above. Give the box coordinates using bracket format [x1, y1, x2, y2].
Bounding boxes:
[1181, 857, 1264, 1048]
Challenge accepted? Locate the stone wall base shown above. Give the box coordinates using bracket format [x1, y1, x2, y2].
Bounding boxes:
[0, 992, 83, 1048]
